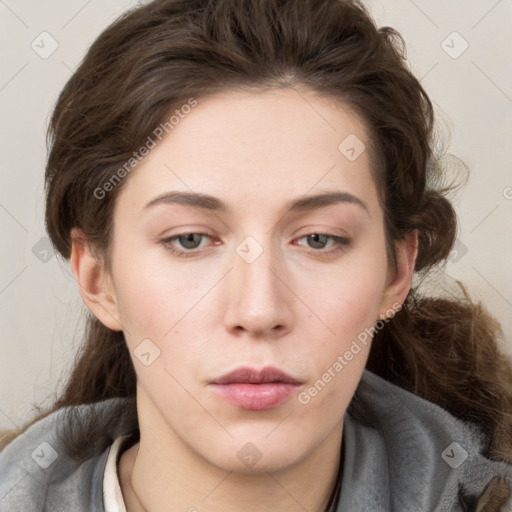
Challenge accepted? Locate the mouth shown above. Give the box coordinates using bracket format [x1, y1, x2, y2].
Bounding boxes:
[208, 366, 303, 411]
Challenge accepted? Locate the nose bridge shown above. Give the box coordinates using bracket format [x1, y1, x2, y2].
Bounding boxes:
[224, 234, 292, 335]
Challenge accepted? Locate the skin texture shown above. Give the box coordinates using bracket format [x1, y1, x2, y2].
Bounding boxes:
[70, 87, 417, 511]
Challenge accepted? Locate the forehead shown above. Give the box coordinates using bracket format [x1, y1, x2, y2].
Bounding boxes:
[115, 87, 379, 217]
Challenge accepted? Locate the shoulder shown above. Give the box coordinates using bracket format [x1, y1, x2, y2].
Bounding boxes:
[0, 397, 136, 511]
[339, 369, 512, 511]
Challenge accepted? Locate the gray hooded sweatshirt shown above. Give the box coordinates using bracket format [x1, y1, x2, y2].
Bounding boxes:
[1, 369, 511, 511]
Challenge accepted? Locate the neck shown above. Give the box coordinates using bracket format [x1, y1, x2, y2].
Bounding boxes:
[118, 425, 343, 512]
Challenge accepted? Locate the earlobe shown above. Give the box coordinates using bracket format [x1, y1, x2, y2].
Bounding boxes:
[70, 227, 123, 331]
[379, 230, 418, 318]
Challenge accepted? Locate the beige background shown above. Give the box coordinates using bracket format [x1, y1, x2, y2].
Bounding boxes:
[1, 0, 511, 429]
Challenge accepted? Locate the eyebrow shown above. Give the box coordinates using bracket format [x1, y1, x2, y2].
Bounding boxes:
[142, 190, 369, 215]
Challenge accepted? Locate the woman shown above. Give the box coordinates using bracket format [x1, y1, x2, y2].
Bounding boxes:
[1, 0, 511, 510]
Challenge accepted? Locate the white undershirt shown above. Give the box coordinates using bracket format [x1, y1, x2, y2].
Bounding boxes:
[103, 434, 132, 512]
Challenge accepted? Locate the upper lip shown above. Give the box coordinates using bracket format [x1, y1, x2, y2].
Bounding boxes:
[210, 366, 302, 385]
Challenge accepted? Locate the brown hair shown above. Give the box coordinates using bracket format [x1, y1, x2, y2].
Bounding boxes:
[4, 0, 512, 508]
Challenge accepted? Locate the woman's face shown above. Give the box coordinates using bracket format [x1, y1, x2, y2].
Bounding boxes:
[75, 87, 415, 473]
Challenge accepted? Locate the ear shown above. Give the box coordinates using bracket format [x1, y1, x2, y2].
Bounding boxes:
[378, 230, 418, 319]
[70, 227, 123, 331]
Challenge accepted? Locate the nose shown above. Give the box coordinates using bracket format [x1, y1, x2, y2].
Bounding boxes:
[223, 238, 294, 339]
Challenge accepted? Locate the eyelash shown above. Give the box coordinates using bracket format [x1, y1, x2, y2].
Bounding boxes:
[159, 232, 351, 258]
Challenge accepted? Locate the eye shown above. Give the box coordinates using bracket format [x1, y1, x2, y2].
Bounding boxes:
[294, 233, 351, 254]
[160, 233, 213, 256]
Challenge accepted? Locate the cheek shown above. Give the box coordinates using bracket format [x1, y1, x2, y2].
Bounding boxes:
[112, 249, 203, 338]
[293, 250, 388, 386]
[304, 253, 388, 337]
[299, 285, 381, 378]
[294, 281, 383, 416]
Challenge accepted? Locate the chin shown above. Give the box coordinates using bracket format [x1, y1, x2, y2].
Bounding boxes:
[198, 435, 313, 475]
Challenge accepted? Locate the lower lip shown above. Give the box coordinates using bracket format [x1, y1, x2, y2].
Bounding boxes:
[210, 383, 299, 410]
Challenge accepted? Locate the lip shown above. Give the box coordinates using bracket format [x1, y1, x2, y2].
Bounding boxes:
[209, 366, 302, 411]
